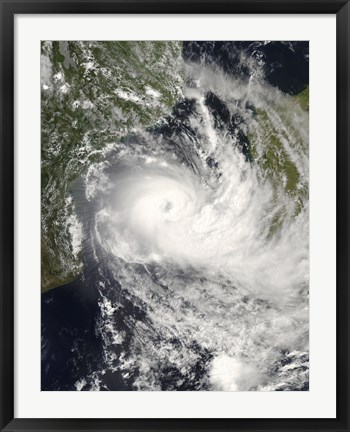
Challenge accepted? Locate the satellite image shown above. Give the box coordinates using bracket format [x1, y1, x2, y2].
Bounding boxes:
[41, 41, 309, 391]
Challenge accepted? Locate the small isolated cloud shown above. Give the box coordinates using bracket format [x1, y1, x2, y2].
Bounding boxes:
[209, 354, 262, 391]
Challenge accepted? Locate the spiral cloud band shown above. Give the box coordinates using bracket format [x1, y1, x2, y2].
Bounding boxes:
[79, 58, 309, 391]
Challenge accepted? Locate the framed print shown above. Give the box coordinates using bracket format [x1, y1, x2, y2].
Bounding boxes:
[0, 0, 349, 431]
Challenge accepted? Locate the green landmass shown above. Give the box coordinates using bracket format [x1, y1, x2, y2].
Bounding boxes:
[247, 87, 309, 237]
[294, 86, 309, 111]
[41, 41, 183, 292]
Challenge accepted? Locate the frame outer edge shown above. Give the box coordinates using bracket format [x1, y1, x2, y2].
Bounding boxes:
[0, 0, 348, 14]
[1, 1, 15, 432]
[336, 1, 350, 430]
[1, 1, 349, 431]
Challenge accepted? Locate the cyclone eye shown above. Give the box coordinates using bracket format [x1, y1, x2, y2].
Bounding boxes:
[163, 201, 172, 213]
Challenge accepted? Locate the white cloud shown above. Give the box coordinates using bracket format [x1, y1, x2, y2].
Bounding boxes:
[209, 354, 262, 391]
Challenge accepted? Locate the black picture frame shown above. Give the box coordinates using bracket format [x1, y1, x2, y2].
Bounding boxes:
[1, 1, 349, 431]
